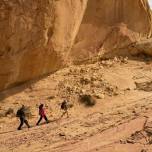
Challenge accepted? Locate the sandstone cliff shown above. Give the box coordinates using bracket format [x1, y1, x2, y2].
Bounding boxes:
[0, 0, 152, 91]
[0, 0, 87, 90]
[71, 0, 152, 62]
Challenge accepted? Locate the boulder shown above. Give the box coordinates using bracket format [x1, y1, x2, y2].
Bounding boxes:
[129, 38, 152, 56]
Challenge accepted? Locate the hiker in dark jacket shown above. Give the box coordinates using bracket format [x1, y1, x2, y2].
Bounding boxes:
[36, 104, 49, 125]
[16, 105, 30, 130]
[61, 100, 69, 118]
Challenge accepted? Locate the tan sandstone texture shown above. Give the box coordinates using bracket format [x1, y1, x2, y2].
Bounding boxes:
[71, 0, 152, 62]
[0, 0, 152, 91]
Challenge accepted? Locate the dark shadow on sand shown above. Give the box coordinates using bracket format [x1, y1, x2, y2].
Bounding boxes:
[0, 70, 58, 102]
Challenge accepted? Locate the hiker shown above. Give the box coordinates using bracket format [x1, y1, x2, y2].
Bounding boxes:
[36, 104, 49, 125]
[16, 105, 30, 130]
[61, 99, 69, 118]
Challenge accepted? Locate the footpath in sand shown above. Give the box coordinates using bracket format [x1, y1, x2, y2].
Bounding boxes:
[0, 56, 152, 152]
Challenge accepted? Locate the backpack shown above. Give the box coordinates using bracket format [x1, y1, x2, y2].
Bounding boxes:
[16, 107, 25, 117]
[16, 109, 22, 117]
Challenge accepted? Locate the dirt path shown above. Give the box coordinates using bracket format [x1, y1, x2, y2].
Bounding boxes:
[0, 114, 151, 152]
[50, 117, 146, 152]
[1, 97, 152, 152]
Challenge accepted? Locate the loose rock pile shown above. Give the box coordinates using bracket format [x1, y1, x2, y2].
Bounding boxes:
[55, 59, 121, 102]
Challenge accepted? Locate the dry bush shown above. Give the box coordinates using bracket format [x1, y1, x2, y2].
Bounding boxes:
[5, 108, 14, 116]
[79, 94, 96, 107]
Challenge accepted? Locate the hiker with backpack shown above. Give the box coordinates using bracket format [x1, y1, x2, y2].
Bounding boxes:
[36, 104, 49, 125]
[60, 99, 69, 118]
[16, 105, 30, 130]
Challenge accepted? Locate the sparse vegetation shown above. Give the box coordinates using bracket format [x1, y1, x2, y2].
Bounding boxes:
[5, 108, 14, 116]
[79, 94, 96, 107]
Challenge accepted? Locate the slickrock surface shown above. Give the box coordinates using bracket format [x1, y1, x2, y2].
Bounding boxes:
[0, 0, 152, 90]
[0, 56, 152, 152]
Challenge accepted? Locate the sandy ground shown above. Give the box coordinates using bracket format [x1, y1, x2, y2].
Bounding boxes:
[0, 56, 152, 152]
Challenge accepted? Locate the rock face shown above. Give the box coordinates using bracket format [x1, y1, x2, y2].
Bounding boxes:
[0, 0, 152, 91]
[0, 0, 87, 90]
[71, 0, 152, 62]
[129, 38, 152, 56]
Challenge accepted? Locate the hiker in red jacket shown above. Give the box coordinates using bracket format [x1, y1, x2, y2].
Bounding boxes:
[36, 104, 49, 125]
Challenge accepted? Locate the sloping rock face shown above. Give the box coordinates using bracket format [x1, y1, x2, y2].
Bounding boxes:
[71, 0, 152, 62]
[0, 0, 151, 91]
[0, 0, 87, 90]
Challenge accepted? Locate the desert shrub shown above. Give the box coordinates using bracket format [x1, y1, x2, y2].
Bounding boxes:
[5, 108, 14, 116]
[79, 94, 96, 107]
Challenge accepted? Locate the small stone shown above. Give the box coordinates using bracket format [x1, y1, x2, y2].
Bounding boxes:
[132, 110, 136, 114]
[120, 139, 126, 144]
[59, 132, 66, 136]
[126, 139, 135, 144]
[123, 57, 128, 64]
[81, 89, 87, 94]
[94, 93, 105, 99]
